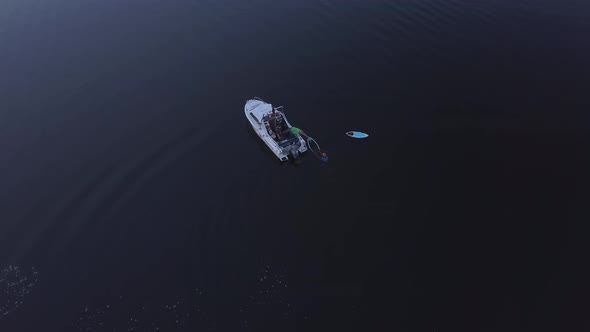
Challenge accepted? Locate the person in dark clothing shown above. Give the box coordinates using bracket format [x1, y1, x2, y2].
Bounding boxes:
[280, 128, 293, 140]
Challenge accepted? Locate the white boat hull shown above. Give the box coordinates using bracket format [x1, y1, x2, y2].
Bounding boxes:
[245, 98, 307, 161]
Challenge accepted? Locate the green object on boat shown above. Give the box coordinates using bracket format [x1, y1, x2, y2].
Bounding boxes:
[290, 127, 302, 135]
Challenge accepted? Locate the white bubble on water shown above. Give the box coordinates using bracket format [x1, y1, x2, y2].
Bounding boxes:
[70, 263, 308, 331]
[0, 266, 39, 320]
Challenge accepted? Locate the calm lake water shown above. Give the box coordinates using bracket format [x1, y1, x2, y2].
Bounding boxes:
[1, 0, 589, 331]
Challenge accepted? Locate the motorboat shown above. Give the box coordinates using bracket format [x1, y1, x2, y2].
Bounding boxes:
[245, 97, 307, 161]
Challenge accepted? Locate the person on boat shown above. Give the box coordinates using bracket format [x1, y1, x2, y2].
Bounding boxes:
[269, 116, 279, 139]
[279, 126, 303, 140]
[273, 111, 285, 138]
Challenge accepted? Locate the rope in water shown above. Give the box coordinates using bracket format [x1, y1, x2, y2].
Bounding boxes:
[306, 136, 320, 153]
[301, 133, 328, 162]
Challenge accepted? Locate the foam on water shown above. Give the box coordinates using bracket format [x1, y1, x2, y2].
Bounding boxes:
[71, 264, 303, 331]
[0, 266, 39, 320]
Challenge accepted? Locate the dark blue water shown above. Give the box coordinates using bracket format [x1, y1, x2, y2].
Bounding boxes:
[1, 0, 589, 331]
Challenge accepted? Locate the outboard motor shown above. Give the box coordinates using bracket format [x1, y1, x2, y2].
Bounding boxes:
[283, 142, 301, 159]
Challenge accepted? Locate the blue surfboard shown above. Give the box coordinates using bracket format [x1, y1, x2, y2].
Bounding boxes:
[346, 131, 369, 138]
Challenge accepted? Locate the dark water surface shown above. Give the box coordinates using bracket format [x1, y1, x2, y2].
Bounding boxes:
[1, 0, 589, 331]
